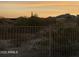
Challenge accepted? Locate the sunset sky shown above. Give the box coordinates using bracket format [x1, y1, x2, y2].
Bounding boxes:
[0, 1, 79, 18]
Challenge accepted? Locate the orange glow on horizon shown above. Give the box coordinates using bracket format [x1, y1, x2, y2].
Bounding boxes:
[0, 1, 79, 18]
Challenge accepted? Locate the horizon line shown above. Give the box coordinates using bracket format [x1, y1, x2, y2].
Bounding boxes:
[0, 13, 79, 18]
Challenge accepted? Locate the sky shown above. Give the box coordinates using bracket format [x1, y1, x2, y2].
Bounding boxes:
[0, 1, 79, 18]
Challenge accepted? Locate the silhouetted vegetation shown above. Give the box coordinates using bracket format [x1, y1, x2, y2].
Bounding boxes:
[0, 13, 79, 57]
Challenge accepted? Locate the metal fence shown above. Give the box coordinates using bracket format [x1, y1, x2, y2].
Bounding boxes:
[0, 25, 74, 56]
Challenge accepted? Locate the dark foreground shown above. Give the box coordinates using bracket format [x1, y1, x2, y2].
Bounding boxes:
[0, 14, 79, 57]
